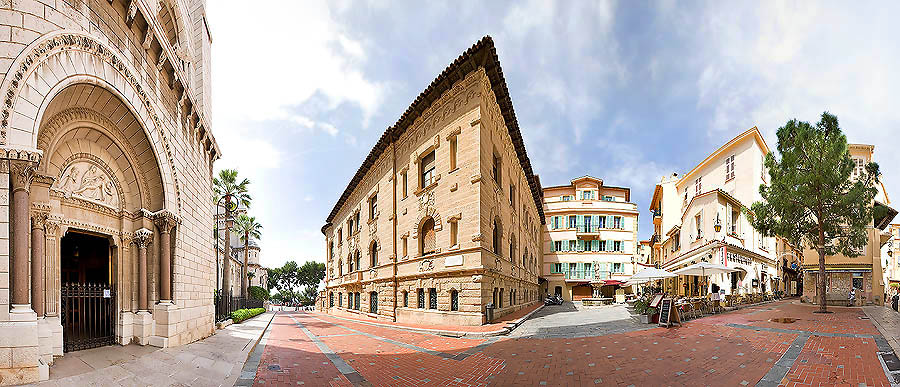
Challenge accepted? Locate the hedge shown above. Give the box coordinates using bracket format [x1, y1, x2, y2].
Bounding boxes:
[230, 308, 266, 323]
[249, 286, 270, 301]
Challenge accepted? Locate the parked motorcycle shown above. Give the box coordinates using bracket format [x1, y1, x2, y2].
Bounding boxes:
[544, 294, 563, 306]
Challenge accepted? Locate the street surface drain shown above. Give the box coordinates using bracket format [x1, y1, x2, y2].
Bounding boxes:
[769, 318, 797, 323]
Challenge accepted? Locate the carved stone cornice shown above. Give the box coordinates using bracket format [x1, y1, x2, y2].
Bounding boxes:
[9, 159, 37, 192]
[33, 173, 55, 187]
[133, 228, 153, 249]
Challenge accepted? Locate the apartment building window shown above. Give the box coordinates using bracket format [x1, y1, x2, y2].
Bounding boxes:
[554, 241, 562, 252]
[348, 255, 354, 272]
[561, 195, 573, 201]
[725, 155, 735, 180]
[449, 135, 458, 170]
[421, 218, 436, 255]
[552, 263, 563, 273]
[338, 293, 342, 307]
[417, 288, 425, 308]
[730, 209, 739, 235]
[599, 240, 607, 251]
[429, 288, 437, 309]
[329, 292, 334, 308]
[354, 251, 361, 271]
[338, 260, 343, 276]
[328, 241, 334, 260]
[613, 216, 623, 229]
[492, 153, 502, 185]
[369, 193, 377, 220]
[348, 218, 354, 237]
[598, 216, 606, 229]
[498, 289, 504, 308]
[450, 290, 459, 311]
[581, 191, 594, 200]
[370, 291, 378, 314]
[369, 242, 378, 268]
[401, 170, 408, 199]
[523, 247, 528, 267]
[354, 292, 360, 310]
[568, 263, 577, 277]
[421, 150, 436, 188]
[852, 157, 865, 179]
[551, 216, 560, 230]
[673, 232, 680, 251]
[584, 263, 592, 277]
[568, 215, 577, 229]
[695, 214, 702, 240]
[602, 195, 614, 201]
[450, 220, 458, 247]
[613, 241, 623, 252]
[402, 291, 409, 307]
[510, 184, 516, 207]
[510, 290, 514, 305]
[337, 228, 342, 244]
[613, 263, 623, 273]
[584, 216, 592, 231]
[510, 239, 517, 263]
[695, 178, 702, 195]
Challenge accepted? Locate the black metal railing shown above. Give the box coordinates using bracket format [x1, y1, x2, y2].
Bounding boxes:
[61, 283, 116, 353]
[215, 294, 265, 322]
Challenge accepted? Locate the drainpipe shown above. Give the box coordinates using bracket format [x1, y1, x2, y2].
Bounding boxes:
[391, 129, 399, 322]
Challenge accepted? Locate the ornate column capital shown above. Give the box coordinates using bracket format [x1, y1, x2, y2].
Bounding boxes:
[153, 210, 178, 234]
[45, 218, 61, 236]
[9, 159, 37, 193]
[30, 211, 48, 230]
[133, 228, 153, 249]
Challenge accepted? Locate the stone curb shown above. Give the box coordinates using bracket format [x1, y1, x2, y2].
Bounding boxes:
[315, 304, 544, 338]
[233, 311, 277, 386]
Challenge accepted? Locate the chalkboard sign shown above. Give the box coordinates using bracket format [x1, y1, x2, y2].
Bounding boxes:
[658, 298, 681, 328]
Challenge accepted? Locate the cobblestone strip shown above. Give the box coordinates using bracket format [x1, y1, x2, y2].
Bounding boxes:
[452, 337, 500, 360]
[725, 323, 878, 338]
[305, 313, 464, 360]
[756, 333, 810, 387]
[287, 314, 370, 385]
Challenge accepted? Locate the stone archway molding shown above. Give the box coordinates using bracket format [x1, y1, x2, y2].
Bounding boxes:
[0, 31, 181, 213]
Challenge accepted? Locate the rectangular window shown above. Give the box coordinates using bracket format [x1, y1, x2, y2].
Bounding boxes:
[613, 216, 623, 229]
[554, 241, 562, 252]
[329, 293, 334, 308]
[852, 157, 864, 179]
[369, 194, 377, 220]
[401, 171, 408, 199]
[568, 216, 577, 229]
[354, 212, 360, 233]
[337, 229, 342, 244]
[602, 195, 614, 202]
[695, 214, 702, 240]
[731, 209, 739, 235]
[417, 288, 425, 309]
[492, 154, 502, 185]
[725, 154, 735, 180]
[614, 241, 623, 252]
[568, 263, 577, 277]
[449, 136, 458, 170]
[421, 151, 436, 188]
[450, 221, 458, 246]
[338, 293, 342, 307]
[403, 291, 409, 307]
[370, 291, 378, 314]
[552, 263, 563, 273]
[584, 263, 592, 278]
[613, 263, 623, 273]
[598, 216, 606, 229]
[402, 236, 408, 257]
[561, 195, 573, 202]
[428, 288, 437, 310]
[599, 240, 607, 251]
[510, 184, 516, 208]
[450, 290, 459, 311]
[695, 177, 702, 195]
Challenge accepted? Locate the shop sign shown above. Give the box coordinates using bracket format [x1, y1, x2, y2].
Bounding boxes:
[726, 251, 752, 266]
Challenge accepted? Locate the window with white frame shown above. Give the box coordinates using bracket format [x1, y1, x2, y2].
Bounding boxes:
[695, 177, 702, 195]
[695, 214, 702, 239]
[421, 150, 436, 188]
[852, 157, 865, 180]
[725, 154, 735, 180]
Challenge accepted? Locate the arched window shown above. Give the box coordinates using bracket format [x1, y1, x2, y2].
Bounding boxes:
[493, 218, 502, 257]
[420, 218, 436, 255]
[348, 255, 354, 272]
[523, 247, 528, 267]
[509, 238, 516, 263]
[338, 260, 343, 276]
[450, 290, 459, 311]
[370, 291, 378, 314]
[370, 241, 378, 268]
[354, 251, 361, 272]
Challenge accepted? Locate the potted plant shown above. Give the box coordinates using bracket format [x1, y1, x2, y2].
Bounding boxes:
[633, 300, 659, 324]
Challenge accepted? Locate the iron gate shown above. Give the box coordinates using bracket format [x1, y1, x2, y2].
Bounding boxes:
[61, 283, 116, 352]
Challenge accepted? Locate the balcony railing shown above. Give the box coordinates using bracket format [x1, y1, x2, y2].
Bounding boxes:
[564, 270, 594, 280]
[574, 224, 625, 233]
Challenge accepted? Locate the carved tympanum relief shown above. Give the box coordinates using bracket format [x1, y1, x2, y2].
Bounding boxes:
[54, 161, 120, 208]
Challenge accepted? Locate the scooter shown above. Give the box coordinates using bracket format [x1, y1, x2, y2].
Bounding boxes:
[544, 294, 563, 305]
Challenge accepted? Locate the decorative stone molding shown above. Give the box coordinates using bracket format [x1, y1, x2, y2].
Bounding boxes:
[31, 211, 48, 230]
[470, 174, 481, 184]
[133, 228, 153, 249]
[418, 259, 434, 272]
[368, 269, 377, 279]
[472, 233, 483, 242]
[153, 210, 178, 233]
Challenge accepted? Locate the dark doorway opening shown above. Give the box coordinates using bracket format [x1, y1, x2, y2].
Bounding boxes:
[60, 232, 116, 352]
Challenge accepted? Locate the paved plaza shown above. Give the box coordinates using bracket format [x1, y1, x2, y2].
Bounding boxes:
[252, 300, 900, 386]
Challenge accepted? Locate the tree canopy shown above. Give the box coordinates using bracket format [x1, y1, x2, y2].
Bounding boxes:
[213, 169, 252, 208]
[747, 112, 879, 312]
[266, 260, 325, 304]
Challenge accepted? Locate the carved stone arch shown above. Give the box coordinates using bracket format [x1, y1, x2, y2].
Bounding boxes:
[0, 31, 182, 212]
[158, 0, 193, 61]
[37, 107, 153, 209]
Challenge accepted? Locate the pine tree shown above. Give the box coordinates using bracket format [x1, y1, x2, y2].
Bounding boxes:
[747, 112, 879, 313]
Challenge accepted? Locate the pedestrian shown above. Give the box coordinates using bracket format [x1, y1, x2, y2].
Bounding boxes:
[848, 287, 856, 307]
[892, 289, 899, 312]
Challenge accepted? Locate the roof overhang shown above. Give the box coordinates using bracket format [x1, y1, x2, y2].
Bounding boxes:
[875, 201, 898, 231]
[676, 127, 770, 188]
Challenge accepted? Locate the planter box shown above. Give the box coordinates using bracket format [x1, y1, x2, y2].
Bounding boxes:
[638, 314, 650, 324]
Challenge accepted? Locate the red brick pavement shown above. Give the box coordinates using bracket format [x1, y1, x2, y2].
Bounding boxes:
[253, 300, 892, 387]
[314, 302, 543, 334]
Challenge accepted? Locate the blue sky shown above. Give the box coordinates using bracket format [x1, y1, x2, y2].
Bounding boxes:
[206, 1, 900, 269]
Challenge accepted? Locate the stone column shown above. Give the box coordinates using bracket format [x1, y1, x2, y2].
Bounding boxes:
[10, 159, 36, 314]
[134, 228, 153, 311]
[30, 211, 47, 317]
[153, 211, 176, 304]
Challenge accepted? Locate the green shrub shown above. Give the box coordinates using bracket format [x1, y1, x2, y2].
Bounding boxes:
[230, 308, 266, 323]
[249, 286, 270, 301]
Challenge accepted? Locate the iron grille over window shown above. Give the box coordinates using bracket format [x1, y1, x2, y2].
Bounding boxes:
[370, 291, 377, 314]
[450, 290, 459, 311]
[417, 289, 425, 308]
[429, 288, 437, 309]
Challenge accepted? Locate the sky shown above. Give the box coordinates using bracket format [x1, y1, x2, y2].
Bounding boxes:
[205, 1, 900, 270]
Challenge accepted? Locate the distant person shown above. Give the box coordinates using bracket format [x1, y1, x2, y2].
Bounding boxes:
[848, 288, 856, 307]
[892, 289, 899, 312]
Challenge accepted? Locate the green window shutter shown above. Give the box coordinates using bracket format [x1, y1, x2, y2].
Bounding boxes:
[550, 241, 555, 252]
[577, 215, 584, 230]
[606, 215, 613, 229]
[606, 240, 613, 252]
[592, 215, 600, 231]
[576, 262, 583, 277]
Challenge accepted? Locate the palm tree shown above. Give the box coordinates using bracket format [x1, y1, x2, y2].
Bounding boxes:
[213, 169, 251, 296]
[235, 214, 262, 298]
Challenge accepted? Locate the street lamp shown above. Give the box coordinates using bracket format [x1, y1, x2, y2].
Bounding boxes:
[714, 213, 722, 233]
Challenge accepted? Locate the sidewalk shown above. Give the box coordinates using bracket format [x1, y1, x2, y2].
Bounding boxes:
[30, 311, 275, 387]
[316, 302, 543, 337]
[864, 305, 900, 355]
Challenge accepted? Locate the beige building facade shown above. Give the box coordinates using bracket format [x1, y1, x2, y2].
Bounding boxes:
[540, 177, 639, 301]
[0, 1, 220, 384]
[800, 144, 896, 306]
[321, 37, 543, 326]
[650, 128, 778, 296]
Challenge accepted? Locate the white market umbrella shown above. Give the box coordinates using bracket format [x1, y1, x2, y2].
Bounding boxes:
[629, 267, 678, 284]
[673, 262, 739, 277]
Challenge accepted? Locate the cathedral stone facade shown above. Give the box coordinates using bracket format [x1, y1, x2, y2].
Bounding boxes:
[322, 37, 544, 326]
[0, 0, 219, 384]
